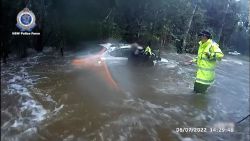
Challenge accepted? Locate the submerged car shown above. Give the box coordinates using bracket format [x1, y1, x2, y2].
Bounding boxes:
[101, 43, 161, 66]
[72, 43, 162, 89]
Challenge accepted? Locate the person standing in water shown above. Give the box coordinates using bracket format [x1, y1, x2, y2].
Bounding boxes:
[191, 31, 224, 93]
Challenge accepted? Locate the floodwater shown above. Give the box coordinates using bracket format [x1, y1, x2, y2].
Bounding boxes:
[1, 43, 249, 141]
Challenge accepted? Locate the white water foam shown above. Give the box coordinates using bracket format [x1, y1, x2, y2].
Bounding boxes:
[100, 43, 112, 49]
[11, 120, 23, 128]
[93, 98, 185, 141]
[21, 99, 47, 121]
[2, 55, 50, 138]
[222, 58, 243, 65]
[8, 84, 30, 96]
[53, 105, 64, 115]
[172, 130, 201, 141]
[160, 58, 169, 63]
[8, 76, 22, 83]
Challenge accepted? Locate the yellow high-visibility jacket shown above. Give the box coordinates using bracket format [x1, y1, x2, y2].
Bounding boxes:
[192, 39, 224, 85]
[145, 46, 152, 56]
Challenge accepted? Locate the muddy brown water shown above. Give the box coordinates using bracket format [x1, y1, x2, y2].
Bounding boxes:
[1, 45, 249, 141]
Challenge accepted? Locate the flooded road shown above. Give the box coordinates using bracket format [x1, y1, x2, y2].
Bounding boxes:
[1, 44, 249, 141]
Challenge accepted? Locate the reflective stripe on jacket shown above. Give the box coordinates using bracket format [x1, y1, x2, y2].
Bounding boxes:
[194, 39, 224, 85]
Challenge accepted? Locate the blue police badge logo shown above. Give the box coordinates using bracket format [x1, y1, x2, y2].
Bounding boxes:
[16, 8, 36, 32]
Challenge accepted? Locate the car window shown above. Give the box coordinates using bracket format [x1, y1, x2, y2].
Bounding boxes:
[109, 48, 130, 57]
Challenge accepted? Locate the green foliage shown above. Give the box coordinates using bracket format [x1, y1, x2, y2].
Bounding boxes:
[1, 0, 248, 58]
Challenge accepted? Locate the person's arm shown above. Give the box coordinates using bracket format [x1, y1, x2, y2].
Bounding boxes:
[209, 44, 224, 61]
[191, 56, 198, 63]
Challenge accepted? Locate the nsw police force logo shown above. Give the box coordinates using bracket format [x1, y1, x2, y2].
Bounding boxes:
[16, 8, 36, 32]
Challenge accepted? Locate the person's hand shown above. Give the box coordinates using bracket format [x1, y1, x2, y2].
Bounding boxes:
[184, 60, 193, 65]
[188, 60, 193, 63]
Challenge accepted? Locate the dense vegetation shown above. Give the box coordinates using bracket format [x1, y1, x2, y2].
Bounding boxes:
[1, 0, 249, 62]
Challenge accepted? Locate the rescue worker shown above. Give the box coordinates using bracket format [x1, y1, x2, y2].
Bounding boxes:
[142, 42, 152, 64]
[128, 43, 144, 65]
[144, 42, 152, 57]
[191, 31, 224, 93]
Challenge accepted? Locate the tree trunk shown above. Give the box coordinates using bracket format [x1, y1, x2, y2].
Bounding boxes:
[16, 36, 27, 58]
[218, 1, 230, 45]
[35, 26, 43, 52]
[182, 4, 197, 53]
[20, 46, 27, 58]
[60, 35, 65, 56]
[35, 0, 45, 52]
[249, 0, 250, 26]
[2, 42, 8, 64]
